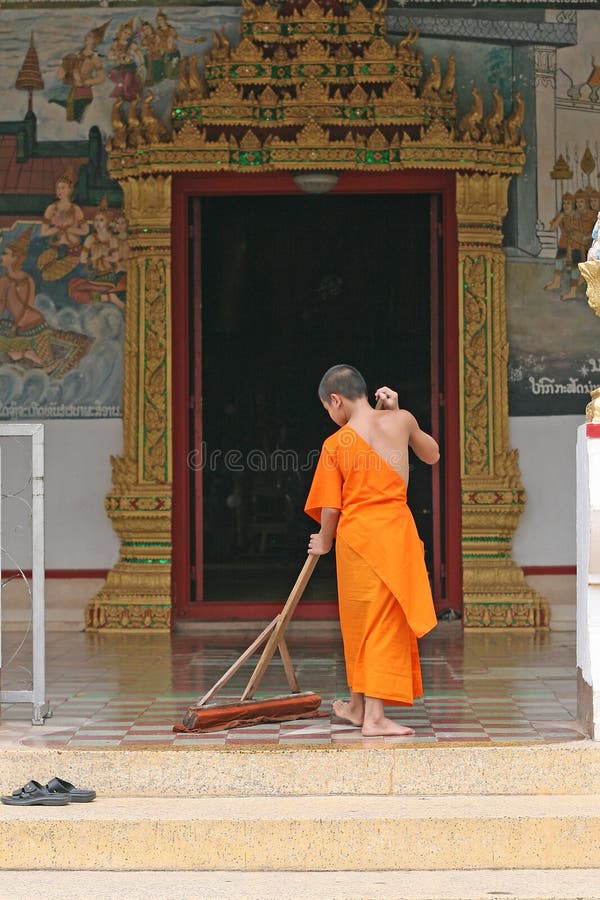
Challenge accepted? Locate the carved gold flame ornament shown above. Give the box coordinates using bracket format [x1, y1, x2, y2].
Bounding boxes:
[108, 0, 526, 179]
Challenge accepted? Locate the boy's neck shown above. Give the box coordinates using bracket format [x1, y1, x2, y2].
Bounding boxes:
[344, 396, 374, 423]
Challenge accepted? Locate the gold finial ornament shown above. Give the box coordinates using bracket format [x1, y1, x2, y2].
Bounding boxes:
[458, 87, 483, 142]
[586, 387, 600, 424]
[483, 87, 504, 144]
[503, 90, 526, 147]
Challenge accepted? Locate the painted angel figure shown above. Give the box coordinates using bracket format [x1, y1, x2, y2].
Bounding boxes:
[137, 21, 162, 86]
[38, 168, 89, 281]
[68, 199, 126, 309]
[108, 19, 143, 100]
[154, 9, 206, 81]
[54, 21, 109, 122]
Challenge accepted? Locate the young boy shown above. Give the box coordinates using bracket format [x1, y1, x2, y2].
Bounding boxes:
[305, 364, 439, 736]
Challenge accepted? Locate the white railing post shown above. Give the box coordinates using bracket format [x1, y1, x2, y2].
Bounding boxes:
[577, 423, 600, 739]
[0, 423, 48, 725]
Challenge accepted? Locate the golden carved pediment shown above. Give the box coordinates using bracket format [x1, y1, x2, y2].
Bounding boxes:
[230, 37, 263, 63]
[260, 85, 279, 106]
[297, 37, 330, 62]
[298, 78, 328, 103]
[363, 36, 392, 61]
[213, 79, 243, 102]
[240, 129, 262, 150]
[109, 0, 527, 180]
[385, 76, 415, 101]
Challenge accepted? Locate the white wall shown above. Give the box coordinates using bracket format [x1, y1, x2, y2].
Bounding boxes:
[510, 415, 583, 566]
[0, 414, 580, 571]
[0, 419, 122, 570]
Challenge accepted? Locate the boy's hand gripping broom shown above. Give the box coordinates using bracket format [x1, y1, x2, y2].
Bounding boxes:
[176, 555, 322, 732]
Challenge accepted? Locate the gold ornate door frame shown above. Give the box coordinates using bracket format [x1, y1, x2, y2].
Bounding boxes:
[86, 0, 546, 631]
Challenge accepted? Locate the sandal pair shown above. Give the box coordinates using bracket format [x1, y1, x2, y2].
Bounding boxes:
[2, 777, 96, 806]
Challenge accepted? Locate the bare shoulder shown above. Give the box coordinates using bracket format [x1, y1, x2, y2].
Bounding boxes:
[378, 408, 417, 430]
[375, 409, 416, 446]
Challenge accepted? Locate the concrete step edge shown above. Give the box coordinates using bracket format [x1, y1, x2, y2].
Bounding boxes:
[1, 869, 600, 900]
[1, 741, 598, 797]
[0, 795, 599, 872]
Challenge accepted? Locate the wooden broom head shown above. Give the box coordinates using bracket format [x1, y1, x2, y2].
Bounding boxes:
[176, 692, 322, 733]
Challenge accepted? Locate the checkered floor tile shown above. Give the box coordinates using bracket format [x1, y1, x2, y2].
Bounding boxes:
[0, 623, 582, 747]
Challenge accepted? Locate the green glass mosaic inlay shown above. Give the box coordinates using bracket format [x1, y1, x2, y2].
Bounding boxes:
[122, 541, 171, 548]
[462, 536, 511, 543]
[462, 553, 511, 559]
[121, 557, 171, 565]
[238, 151, 264, 166]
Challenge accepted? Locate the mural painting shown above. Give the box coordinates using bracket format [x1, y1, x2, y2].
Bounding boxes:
[506, 10, 600, 416]
[0, 5, 600, 418]
[0, 7, 230, 419]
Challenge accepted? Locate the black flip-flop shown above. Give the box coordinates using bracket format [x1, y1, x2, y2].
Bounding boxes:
[46, 776, 96, 803]
[2, 780, 70, 806]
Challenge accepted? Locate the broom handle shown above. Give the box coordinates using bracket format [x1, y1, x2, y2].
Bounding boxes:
[240, 553, 319, 701]
[195, 617, 279, 707]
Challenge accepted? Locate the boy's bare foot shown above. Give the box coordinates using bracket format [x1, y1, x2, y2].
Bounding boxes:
[332, 699, 364, 727]
[362, 716, 415, 737]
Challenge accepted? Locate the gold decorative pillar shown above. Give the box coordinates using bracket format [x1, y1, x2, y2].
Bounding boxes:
[457, 172, 547, 628]
[86, 175, 173, 631]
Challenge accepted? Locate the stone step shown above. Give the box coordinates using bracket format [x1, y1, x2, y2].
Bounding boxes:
[1, 741, 598, 798]
[1, 795, 599, 872]
[1, 869, 600, 899]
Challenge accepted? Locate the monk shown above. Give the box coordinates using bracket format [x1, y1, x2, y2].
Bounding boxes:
[305, 364, 439, 736]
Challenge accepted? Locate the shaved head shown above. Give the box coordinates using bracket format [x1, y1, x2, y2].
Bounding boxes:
[318, 365, 367, 403]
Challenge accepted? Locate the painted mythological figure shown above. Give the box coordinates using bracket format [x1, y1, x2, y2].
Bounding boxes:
[38, 169, 89, 282]
[0, 228, 50, 367]
[53, 22, 110, 123]
[108, 19, 143, 101]
[0, 229, 91, 377]
[68, 199, 127, 309]
[137, 21, 162, 86]
[153, 9, 206, 81]
[545, 187, 599, 301]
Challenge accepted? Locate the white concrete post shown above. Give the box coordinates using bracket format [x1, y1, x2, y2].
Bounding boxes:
[577, 423, 600, 739]
[0, 423, 47, 724]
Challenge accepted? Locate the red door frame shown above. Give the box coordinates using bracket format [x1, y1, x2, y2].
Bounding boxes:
[172, 170, 462, 620]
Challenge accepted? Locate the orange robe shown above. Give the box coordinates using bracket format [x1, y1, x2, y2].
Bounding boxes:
[305, 425, 437, 706]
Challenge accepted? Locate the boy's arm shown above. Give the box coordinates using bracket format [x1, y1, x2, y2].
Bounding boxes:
[308, 507, 340, 556]
[407, 413, 440, 465]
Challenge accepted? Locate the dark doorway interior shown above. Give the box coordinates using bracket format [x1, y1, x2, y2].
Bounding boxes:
[190, 192, 439, 607]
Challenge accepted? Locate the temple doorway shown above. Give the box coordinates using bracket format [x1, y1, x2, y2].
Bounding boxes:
[178, 186, 456, 619]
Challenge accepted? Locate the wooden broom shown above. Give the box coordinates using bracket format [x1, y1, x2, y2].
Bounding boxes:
[176, 554, 322, 732]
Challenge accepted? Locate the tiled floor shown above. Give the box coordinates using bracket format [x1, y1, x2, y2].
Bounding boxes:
[0, 622, 583, 747]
